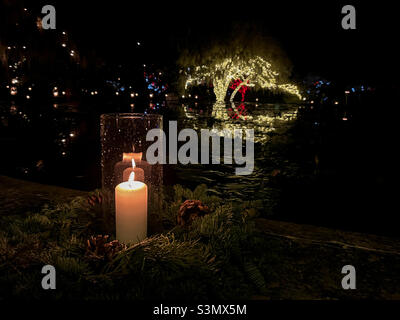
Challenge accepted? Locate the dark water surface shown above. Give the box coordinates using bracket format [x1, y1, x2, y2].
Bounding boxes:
[0, 99, 397, 236]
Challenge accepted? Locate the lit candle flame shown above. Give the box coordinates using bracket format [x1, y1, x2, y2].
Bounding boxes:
[128, 159, 136, 188]
[128, 171, 135, 188]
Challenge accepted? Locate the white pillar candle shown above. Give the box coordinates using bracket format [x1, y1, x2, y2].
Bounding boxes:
[115, 172, 148, 244]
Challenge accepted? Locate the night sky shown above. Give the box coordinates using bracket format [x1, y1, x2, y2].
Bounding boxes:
[48, 0, 399, 85]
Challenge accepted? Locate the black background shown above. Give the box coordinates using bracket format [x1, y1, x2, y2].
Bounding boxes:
[49, 0, 399, 84]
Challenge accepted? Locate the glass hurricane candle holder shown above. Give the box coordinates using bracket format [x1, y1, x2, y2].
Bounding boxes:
[100, 113, 163, 237]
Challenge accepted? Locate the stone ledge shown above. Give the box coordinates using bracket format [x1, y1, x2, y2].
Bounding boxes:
[255, 218, 400, 255]
[254, 218, 400, 299]
[0, 175, 88, 216]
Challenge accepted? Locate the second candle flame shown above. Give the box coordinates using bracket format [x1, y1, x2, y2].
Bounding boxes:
[128, 171, 135, 188]
[128, 158, 136, 187]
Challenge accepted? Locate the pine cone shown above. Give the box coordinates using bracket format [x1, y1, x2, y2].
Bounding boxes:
[177, 200, 210, 226]
[86, 235, 125, 261]
[87, 192, 103, 207]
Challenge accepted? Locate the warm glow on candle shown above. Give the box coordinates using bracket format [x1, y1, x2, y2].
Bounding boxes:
[122, 151, 142, 163]
[115, 171, 148, 244]
[123, 157, 144, 182]
[115, 158, 147, 242]
[128, 170, 135, 185]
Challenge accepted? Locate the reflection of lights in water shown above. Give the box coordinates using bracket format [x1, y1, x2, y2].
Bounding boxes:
[10, 87, 17, 95]
[10, 105, 17, 114]
[183, 105, 196, 119]
[200, 102, 299, 143]
[211, 102, 230, 120]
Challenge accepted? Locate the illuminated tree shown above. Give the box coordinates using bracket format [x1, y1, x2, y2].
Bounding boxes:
[178, 28, 301, 103]
[183, 55, 301, 103]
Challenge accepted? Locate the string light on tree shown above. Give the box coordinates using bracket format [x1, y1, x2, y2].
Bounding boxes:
[184, 56, 302, 103]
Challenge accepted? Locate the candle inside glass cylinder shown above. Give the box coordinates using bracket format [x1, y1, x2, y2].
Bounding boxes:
[115, 172, 147, 244]
[114, 151, 144, 185]
[123, 158, 144, 182]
